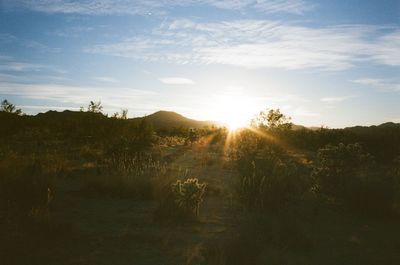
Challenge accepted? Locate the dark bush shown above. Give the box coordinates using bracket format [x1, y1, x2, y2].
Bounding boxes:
[0, 154, 57, 215]
[233, 129, 312, 212]
[313, 143, 395, 216]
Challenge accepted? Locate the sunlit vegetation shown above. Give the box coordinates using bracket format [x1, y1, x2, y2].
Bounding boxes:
[1, 100, 400, 264]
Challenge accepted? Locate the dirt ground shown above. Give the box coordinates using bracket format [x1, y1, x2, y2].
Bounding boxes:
[1, 141, 237, 265]
[2, 140, 400, 265]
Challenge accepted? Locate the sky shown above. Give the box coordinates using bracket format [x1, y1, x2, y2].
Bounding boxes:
[0, 0, 399, 128]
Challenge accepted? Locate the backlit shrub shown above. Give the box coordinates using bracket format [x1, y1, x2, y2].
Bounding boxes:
[171, 178, 206, 217]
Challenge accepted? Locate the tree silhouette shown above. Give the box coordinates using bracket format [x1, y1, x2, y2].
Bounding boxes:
[120, 108, 128, 119]
[251, 108, 292, 130]
[87, 100, 103, 113]
[112, 108, 128, 119]
[1, 99, 22, 115]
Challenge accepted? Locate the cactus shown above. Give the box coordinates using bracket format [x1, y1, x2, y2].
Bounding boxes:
[171, 178, 206, 218]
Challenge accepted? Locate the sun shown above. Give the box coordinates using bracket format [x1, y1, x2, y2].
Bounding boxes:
[225, 114, 248, 131]
[211, 95, 254, 131]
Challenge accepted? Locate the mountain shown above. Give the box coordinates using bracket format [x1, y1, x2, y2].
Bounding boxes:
[131, 110, 216, 129]
[0, 109, 216, 130]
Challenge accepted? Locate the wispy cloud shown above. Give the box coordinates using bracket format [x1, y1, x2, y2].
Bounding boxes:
[0, 55, 13, 61]
[8, 0, 165, 16]
[0, 62, 47, 72]
[159, 77, 194, 85]
[321, 96, 354, 103]
[353, 78, 400, 92]
[291, 106, 319, 117]
[0, 33, 60, 53]
[0, 82, 157, 110]
[0, 54, 66, 74]
[370, 31, 400, 66]
[53, 26, 94, 38]
[256, 93, 308, 103]
[0, 33, 18, 44]
[253, 0, 312, 14]
[19, 105, 81, 111]
[7, 0, 312, 15]
[87, 20, 400, 71]
[0, 59, 66, 75]
[0, 73, 18, 81]
[93, 76, 118, 83]
[0, 72, 70, 84]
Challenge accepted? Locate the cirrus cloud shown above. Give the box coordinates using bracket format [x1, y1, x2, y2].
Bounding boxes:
[353, 78, 400, 92]
[4, 0, 312, 15]
[159, 77, 195, 85]
[321, 96, 355, 103]
[87, 19, 400, 71]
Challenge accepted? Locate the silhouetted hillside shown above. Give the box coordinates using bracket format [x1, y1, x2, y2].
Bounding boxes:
[285, 122, 400, 163]
[0, 110, 217, 142]
[132, 110, 215, 129]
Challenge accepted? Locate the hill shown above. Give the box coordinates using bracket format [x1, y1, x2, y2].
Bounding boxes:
[133, 110, 215, 129]
[0, 110, 217, 139]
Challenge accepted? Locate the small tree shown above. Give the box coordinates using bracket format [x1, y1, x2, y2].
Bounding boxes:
[1, 99, 22, 115]
[87, 100, 103, 113]
[187, 128, 199, 145]
[251, 109, 292, 130]
[112, 108, 128, 119]
[120, 108, 128, 119]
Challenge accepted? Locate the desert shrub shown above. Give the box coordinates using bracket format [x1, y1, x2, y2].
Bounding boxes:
[172, 178, 206, 217]
[80, 131, 167, 198]
[203, 127, 227, 147]
[199, 152, 218, 167]
[156, 136, 185, 147]
[155, 178, 206, 222]
[0, 153, 60, 216]
[79, 144, 101, 162]
[239, 159, 310, 212]
[232, 129, 312, 212]
[313, 143, 395, 215]
[83, 153, 167, 199]
[313, 143, 374, 196]
[185, 129, 200, 145]
[107, 135, 154, 157]
[104, 152, 163, 177]
[390, 156, 400, 214]
[192, 212, 313, 265]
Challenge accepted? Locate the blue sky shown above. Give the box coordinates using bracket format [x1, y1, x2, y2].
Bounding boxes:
[0, 0, 399, 127]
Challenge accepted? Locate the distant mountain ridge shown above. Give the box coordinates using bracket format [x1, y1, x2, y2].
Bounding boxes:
[131, 110, 216, 129]
[14, 109, 217, 129]
[1, 109, 399, 131]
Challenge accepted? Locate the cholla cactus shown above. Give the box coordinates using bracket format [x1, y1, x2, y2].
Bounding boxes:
[171, 178, 206, 217]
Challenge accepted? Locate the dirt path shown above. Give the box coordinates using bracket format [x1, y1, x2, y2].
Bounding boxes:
[49, 140, 239, 265]
[169, 139, 238, 195]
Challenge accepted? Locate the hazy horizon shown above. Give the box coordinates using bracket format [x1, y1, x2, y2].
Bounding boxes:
[8, 106, 400, 130]
[1, 0, 399, 127]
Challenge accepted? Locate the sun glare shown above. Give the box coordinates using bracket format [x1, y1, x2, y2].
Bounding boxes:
[211, 95, 255, 131]
[225, 115, 247, 131]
